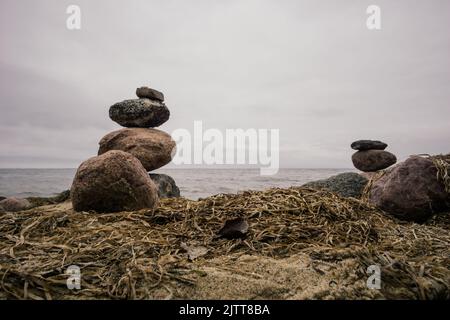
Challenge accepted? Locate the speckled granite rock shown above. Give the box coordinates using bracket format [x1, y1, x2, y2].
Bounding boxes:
[109, 99, 170, 128]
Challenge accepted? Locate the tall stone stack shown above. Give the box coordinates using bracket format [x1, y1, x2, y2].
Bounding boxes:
[70, 86, 179, 213]
[350, 139, 397, 172]
[100, 86, 180, 198]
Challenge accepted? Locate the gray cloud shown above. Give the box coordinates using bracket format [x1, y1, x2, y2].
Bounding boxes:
[0, 0, 449, 168]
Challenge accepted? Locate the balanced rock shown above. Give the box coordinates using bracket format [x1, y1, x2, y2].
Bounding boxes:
[0, 197, 31, 212]
[109, 99, 170, 128]
[352, 150, 396, 172]
[351, 140, 388, 151]
[98, 128, 176, 171]
[303, 172, 368, 198]
[71, 150, 158, 212]
[149, 173, 180, 198]
[136, 86, 164, 101]
[369, 156, 450, 222]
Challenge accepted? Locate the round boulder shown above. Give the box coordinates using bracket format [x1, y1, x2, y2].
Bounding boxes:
[109, 99, 170, 128]
[0, 197, 31, 212]
[98, 128, 176, 171]
[71, 150, 158, 212]
[136, 86, 164, 101]
[302, 172, 368, 198]
[369, 156, 449, 222]
[351, 140, 388, 151]
[149, 173, 181, 198]
[352, 150, 397, 172]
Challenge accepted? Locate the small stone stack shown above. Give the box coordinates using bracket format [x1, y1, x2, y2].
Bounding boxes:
[351, 140, 396, 172]
[71, 86, 179, 213]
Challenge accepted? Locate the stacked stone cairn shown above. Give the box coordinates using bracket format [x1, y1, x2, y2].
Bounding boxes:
[350, 139, 396, 172]
[71, 86, 179, 213]
[350, 140, 449, 222]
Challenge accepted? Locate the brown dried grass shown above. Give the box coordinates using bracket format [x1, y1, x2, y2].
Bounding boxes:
[0, 187, 449, 300]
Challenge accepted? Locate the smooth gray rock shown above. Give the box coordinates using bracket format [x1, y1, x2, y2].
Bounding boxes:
[351, 140, 388, 151]
[136, 86, 164, 101]
[149, 173, 180, 198]
[352, 150, 397, 172]
[303, 172, 368, 198]
[109, 99, 170, 128]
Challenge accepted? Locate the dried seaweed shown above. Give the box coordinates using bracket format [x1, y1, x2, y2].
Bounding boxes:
[0, 187, 448, 300]
[430, 154, 450, 194]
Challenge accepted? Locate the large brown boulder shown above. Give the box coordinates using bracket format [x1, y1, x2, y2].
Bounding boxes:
[369, 156, 450, 222]
[352, 150, 397, 172]
[98, 128, 176, 171]
[71, 150, 158, 212]
[0, 197, 31, 212]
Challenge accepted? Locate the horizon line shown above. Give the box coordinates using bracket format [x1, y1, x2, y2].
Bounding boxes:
[0, 167, 355, 170]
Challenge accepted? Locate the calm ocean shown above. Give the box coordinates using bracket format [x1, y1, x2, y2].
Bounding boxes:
[0, 168, 352, 200]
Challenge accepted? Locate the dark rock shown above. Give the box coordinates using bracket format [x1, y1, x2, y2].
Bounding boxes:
[0, 197, 31, 212]
[351, 140, 388, 151]
[369, 156, 450, 222]
[136, 86, 164, 101]
[53, 190, 71, 202]
[303, 172, 368, 198]
[109, 99, 170, 128]
[352, 150, 397, 172]
[26, 190, 71, 208]
[0, 196, 5, 201]
[98, 128, 176, 171]
[149, 173, 180, 198]
[71, 150, 158, 213]
[218, 218, 249, 239]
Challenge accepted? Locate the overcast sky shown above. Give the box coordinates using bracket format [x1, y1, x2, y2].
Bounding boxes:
[0, 0, 449, 168]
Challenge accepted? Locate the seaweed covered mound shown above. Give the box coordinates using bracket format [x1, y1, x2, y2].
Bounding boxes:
[0, 187, 449, 300]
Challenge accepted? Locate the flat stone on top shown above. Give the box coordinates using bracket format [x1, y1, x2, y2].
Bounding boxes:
[136, 86, 164, 101]
[351, 140, 388, 151]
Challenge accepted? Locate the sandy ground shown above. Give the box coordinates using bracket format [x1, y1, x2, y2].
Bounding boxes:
[170, 253, 381, 300]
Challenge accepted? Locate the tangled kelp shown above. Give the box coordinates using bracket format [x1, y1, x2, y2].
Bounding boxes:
[431, 154, 450, 193]
[0, 187, 449, 300]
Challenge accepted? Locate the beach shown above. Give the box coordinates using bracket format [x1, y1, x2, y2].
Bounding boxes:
[1, 1, 450, 305]
[0, 186, 448, 300]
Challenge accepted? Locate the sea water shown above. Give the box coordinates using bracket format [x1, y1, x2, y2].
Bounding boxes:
[0, 168, 352, 200]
